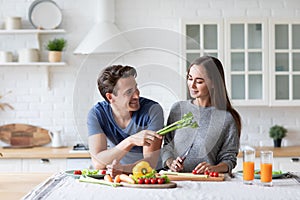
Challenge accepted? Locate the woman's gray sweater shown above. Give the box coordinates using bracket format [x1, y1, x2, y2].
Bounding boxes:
[161, 100, 240, 172]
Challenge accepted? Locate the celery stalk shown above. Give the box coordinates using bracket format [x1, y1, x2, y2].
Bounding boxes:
[157, 112, 198, 135]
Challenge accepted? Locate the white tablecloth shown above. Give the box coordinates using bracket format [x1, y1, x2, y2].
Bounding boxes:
[24, 172, 300, 200]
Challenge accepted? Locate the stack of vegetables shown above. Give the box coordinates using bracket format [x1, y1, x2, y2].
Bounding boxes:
[131, 161, 170, 184]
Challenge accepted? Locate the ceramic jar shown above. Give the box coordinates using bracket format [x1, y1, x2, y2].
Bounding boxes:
[18, 48, 39, 63]
[0, 51, 13, 62]
[5, 17, 22, 30]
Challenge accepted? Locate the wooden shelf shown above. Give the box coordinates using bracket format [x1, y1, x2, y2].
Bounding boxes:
[0, 62, 66, 66]
[0, 29, 65, 34]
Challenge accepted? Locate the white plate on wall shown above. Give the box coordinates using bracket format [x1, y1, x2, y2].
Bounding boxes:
[29, 0, 62, 29]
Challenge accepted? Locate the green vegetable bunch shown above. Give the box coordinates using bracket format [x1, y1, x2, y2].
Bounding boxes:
[157, 112, 198, 135]
[46, 38, 67, 51]
[269, 125, 287, 140]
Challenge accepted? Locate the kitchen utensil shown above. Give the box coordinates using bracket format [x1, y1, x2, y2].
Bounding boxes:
[0, 123, 51, 147]
[180, 143, 193, 162]
[29, 0, 62, 29]
[48, 130, 63, 147]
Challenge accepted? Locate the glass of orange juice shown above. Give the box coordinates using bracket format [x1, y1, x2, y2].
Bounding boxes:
[260, 151, 273, 187]
[243, 149, 255, 184]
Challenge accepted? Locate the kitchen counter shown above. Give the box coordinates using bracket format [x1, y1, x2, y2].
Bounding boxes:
[237, 146, 300, 157]
[0, 146, 90, 159]
[0, 172, 52, 200]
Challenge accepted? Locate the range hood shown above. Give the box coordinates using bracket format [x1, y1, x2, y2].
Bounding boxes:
[73, 0, 131, 54]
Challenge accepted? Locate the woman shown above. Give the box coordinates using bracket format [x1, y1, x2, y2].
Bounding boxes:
[161, 56, 241, 173]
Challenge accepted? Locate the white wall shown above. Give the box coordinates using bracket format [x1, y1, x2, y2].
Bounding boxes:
[1, 0, 300, 147]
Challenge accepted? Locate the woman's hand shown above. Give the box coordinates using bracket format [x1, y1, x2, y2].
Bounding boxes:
[167, 157, 185, 172]
[128, 130, 162, 146]
[106, 159, 124, 177]
[193, 162, 215, 174]
[193, 162, 228, 174]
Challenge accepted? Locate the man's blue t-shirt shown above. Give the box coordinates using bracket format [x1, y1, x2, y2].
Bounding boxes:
[87, 97, 164, 164]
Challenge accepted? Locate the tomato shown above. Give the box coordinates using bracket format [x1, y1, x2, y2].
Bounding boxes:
[137, 178, 144, 184]
[204, 171, 209, 175]
[192, 170, 198, 174]
[150, 178, 157, 184]
[213, 172, 219, 177]
[101, 170, 106, 175]
[157, 178, 165, 184]
[74, 170, 82, 175]
[144, 178, 151, 184]
[209, 171, 215, 177]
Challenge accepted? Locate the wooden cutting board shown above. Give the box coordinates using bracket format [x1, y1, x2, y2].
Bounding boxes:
[161, 172, 225, 181]
[0, 123, 51, 147]
[121, 182, 177, 188]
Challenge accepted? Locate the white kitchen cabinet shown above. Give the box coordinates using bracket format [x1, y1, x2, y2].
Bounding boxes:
[225, 19, 268, 106]
[275, 157, 300, 172]
[270, 20, 300, 106]
[22, 158, 66, 172]
[0, 158, 92, 172]
[0, 159, 22, 172]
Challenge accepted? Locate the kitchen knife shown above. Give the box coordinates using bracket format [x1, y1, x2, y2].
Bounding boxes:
[180, 143, 193, 163]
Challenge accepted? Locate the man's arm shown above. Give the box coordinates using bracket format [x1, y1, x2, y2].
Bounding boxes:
[89, 133, 134, 169]
[89, 131, 162, 170]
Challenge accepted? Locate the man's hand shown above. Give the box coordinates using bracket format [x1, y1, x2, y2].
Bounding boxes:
[106, 159, 124, 177]
[128, 130, 162, 146]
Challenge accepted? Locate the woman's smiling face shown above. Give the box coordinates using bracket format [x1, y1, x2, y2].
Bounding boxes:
[187, 64, 212, 100]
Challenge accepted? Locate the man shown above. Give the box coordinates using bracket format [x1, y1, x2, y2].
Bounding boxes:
[87, 65, 164, 176]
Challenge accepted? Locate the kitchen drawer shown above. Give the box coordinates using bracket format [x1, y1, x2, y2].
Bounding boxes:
[275, 157, 300, 172]
[0, 159, 22, 172]
[22, 158, 66, 172]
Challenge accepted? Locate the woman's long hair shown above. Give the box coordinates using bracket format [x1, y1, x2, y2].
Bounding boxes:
[188, 56, 242, 137]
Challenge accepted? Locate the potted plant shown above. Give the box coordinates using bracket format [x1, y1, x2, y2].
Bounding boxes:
[269, 125, 287, 148]
[46, 38, 66, 62]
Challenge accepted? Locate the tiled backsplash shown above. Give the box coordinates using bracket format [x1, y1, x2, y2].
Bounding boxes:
[1, 0, 300, 147]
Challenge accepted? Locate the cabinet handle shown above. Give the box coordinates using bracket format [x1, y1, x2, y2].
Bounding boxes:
[40, 158, 50, 164]
[291, 158, 299, 162]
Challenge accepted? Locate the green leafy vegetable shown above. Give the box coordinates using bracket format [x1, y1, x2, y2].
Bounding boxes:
[157, 112, 198, 135]
[81, 169, 99, 176]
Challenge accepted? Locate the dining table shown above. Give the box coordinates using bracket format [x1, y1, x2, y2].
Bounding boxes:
[17, 171, 300, 200]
